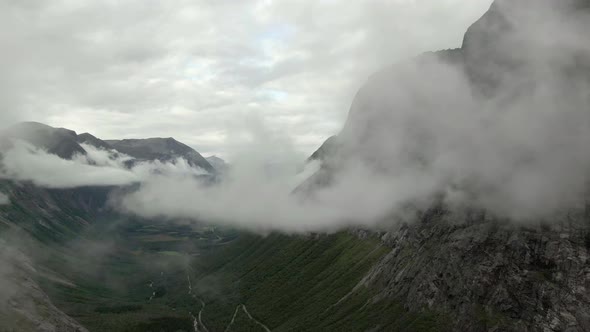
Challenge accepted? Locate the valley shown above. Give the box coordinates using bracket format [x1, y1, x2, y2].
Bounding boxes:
[0, 179, 445, 331]
[2, 0, 590, 331]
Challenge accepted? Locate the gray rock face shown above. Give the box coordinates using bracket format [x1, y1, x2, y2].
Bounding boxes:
[354, 208, 590, 331]
[105, 138, 214, 173]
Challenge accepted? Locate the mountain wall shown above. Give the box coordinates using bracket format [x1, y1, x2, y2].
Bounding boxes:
[308, 0, 590, 330]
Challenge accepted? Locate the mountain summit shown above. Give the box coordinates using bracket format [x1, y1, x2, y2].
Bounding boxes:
[105, 138, 214, 172]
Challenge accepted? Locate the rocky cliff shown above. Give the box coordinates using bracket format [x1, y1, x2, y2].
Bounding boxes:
[311, 0, 590, 330]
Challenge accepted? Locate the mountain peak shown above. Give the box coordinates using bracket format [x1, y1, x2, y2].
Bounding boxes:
[206, 155, 227, 172]
[462, 0, 590, 95]
[1, 122, 85, 159]
[0, 122, 214, 172]
[106, 137, 214, 172]
[77, 133, 112, 150]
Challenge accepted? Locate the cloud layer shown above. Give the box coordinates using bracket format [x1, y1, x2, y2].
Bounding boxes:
[0, 140, 209, 189]
[0, 0, 493, 157]
[2, 1, 588, 235]
[120, 1, 590, 230]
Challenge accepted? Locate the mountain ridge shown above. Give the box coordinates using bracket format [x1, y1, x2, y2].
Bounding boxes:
[1, 122, 215, 173]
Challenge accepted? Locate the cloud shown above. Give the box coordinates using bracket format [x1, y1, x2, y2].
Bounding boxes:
[3, 1, 587, 235]
[119, 1, 590, 230]
[0, 140, 211, 189]
[0, 0, 493, 157]
[0, 192, 8, 205]
[119, 157, 437, 233]
[0, 140, 139, 188]
[335, 1, 590, 221]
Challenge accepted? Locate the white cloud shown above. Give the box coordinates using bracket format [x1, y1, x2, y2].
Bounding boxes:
[0, 192, 8, 205]
[0, 141, 138, 188]
[0, 140, 210, 189]
[0, 0, 493, 157]
[5, 1, 584, 234]
[119, 1, 590, 230]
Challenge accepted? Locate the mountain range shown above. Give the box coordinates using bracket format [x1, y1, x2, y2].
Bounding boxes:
[1, 121, 216, 173]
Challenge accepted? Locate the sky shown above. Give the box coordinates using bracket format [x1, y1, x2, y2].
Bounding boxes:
[0, 0, 493, 159]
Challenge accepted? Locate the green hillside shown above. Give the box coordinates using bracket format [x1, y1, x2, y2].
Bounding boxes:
[0, 180, 446, 331]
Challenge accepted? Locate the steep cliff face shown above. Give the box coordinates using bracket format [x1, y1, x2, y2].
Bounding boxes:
[351, 209, 590, 331]
[311, 0, 590, 330]
[333, 0, 590, 162]
[462, 0, 590, 96]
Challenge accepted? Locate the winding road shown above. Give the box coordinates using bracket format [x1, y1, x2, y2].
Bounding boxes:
[187, 271, 209, 332]
[224, 304, 271, 332]
[186, 266, 271, 332]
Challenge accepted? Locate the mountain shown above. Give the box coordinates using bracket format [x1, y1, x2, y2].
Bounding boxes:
[0, 240, 89, 332]
[306, 0, 590, 330]
[0, 122, 214, 174]
[206, 155, 227, 172]
[307, 135, 339, 164]
[1, 122, 87, 159]
[105, 138, 214, 173]
[338, 0, 590, 162]
[0, 125, 215, 330]
[76, 132, 113, 150]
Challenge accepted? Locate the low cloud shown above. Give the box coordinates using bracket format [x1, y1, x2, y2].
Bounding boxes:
[0, 192, 8, 205]
[0, 140, 209, 189]
[0, 140, 138, 188]
[119, 1, 590, 231]
[119, 158, 437, 233]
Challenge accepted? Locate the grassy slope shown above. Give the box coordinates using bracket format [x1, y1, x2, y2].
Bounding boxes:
[36, 218, 228, 332]
[1, 181, 447, 331]
[191, 233, 448, 332]
[0, 182, 214, 332]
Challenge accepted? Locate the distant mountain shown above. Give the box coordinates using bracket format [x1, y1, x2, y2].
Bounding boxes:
[0, 122, 214, 173]
[76, 132, 113, 150]
[206, 155, 227, 172]
[1, 122, 86, 159]
[105, 138, 214, 173]
[307, 135, 339, 164]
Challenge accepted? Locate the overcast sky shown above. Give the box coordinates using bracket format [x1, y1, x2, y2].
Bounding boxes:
[1, 0, 492, 158]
